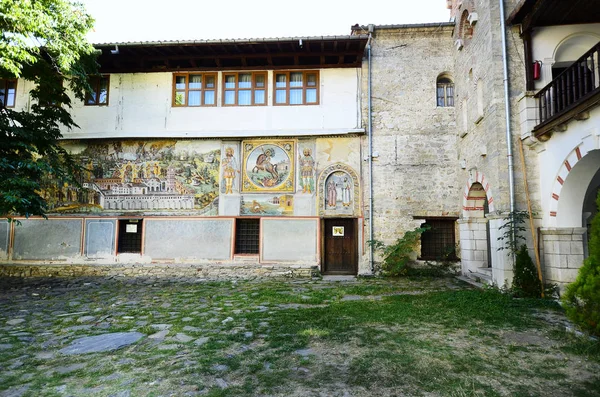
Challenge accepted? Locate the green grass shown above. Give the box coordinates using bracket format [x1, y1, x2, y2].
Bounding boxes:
[0, 277, 598, 396]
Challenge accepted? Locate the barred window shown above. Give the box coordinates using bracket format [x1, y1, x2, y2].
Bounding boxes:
[235, 218, 260, 254]
[419, 218, 457, 260]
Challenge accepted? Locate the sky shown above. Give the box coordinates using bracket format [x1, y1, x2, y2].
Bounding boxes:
[79, 0, 452, 43]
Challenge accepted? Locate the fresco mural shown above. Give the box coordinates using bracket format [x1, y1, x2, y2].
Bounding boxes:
[221, 145, 240, 195]
[298, 144, 316, 194]
[242, 140, 295, 193]
[240, 194, 294, 216]
[317, 163, 361, 217]
[43, 140, 220, 214]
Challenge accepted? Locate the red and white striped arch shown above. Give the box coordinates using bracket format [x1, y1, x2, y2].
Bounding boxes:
[462, 170, 495, 218]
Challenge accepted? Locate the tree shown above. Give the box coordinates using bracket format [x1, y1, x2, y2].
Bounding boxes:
[0, 0, 97, 219]
[562, 192, 600, 336]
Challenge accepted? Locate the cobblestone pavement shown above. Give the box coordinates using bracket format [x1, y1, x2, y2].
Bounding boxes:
[0, 275, 463, 397]
[0, 276, 597, 397]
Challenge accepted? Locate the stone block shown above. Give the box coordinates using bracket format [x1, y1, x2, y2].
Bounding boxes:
[475, 240, 488, 251]
[566, 254, 584, 269]
[570, 242, 584, 255]
[473, 250, 485, 261]
[473, 230, 487, 240]
[557, 241, 571, 254]
[462, 249, 473, 260]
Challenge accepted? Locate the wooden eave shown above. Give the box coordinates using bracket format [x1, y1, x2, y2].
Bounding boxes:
[95, 36, 369, 73]
[508, 0, 600, 32]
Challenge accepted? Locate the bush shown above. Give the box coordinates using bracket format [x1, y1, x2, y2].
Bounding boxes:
[562, 192, 600, 337]
[512, 245, 543, 298]
[368, 226, 429, 276]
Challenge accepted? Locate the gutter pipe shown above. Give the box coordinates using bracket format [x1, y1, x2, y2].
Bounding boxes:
[499, 1, 516, 217]
[367, 24, 374, 273]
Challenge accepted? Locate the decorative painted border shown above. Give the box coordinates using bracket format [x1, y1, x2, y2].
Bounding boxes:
[462, 170, 495, 216]
[548, 131, 599, 224]
[316, 163, 361, 217]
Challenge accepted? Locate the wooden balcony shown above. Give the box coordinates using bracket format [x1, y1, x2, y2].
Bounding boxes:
[533, 41, 600, 138]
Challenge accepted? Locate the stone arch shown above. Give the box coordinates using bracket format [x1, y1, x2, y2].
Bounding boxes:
[462, 170, 495, 218]
[551, 140, 600, 227]
[458, 10, 473, 41]
[317, 163, 360, 217]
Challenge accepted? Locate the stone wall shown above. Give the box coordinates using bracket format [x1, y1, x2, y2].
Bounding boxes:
[363, 24, 460, 257]
[540, 227, 587, 287]
[0, 263, 319, 279]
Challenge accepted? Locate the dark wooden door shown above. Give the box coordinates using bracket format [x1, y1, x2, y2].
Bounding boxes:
[323, 218, 357, 275]
[117, 219, 143, 254]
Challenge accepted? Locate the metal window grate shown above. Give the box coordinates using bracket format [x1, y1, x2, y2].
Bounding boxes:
[420, 219, 456, 260]
[117, 219, 143, 253]
[235, 219, 260, 254]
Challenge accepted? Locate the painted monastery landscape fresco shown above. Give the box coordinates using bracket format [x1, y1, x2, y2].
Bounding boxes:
[43, 140, 220, 214]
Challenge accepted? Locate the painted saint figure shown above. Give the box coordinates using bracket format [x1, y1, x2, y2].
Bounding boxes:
[342, 177, 351, 207]
[299, 148, 315, 193]
[222, 147, 238, 194]
[327, 180, 337, 208]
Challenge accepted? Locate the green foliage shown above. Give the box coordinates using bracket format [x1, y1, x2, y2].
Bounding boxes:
[368, 225, 430, 276]
[497, 210, 529, 254]
[563, 192, 600, 337]
[0, 0, 97, 219]
[512, 245, 543, 298]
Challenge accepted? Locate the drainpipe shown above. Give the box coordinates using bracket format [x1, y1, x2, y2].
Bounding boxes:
[499, 1, 516, 216]
[367, 24, 374, 273]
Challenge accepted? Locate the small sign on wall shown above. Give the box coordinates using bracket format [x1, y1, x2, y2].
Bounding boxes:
[332, 226, 344, 236]
[126, 224, 138, 233]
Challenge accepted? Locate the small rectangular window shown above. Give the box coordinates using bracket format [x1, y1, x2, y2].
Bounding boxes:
[222, 72, 267, 106]
[173, 73, 217, 107]
[235, 218, 260, 254]
[419, 218, 457, 261]
[273, 71, 319, 106]
[85, 75, 109, 106]
[0, 79, 17, 108]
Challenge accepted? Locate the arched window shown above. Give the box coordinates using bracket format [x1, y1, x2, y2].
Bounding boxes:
[436, 76, 454, 107]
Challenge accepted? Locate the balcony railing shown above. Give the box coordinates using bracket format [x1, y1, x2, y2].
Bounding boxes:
[534, 41, 600, 131]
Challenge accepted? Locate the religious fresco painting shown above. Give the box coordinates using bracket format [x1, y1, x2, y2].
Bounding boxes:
[298, 143, 316, 194]
[44, 140, 221, 214]
[241, 140, 295, 193]
[221, 144, 240, 195]
[240, 194, 294, 216]
[317, 163, 361, 217]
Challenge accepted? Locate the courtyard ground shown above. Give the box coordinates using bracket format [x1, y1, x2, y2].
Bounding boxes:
[0, 275, 598, 397]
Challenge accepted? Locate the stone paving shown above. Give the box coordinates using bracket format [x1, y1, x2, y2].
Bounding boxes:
[1, 275, 447, 396]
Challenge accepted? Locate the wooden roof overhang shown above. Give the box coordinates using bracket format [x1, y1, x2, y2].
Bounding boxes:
[508, 0, 600, 32]
[95, 35, 369, 74]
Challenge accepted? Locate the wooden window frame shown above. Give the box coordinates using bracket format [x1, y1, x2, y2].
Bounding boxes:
[85, 75, 110, 106]
[172, 73, 217, 107]
[0, 78, 17, 108]
[436, 77, 454, 107]
[222, 72, 267, 107]
[273, 70, 320, 106]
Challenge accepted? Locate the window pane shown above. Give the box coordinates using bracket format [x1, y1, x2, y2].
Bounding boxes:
[239, 74, 251, 89]
[275, 89, 286, 104]
[224, 90, 235, 105]
[189, 75, 202, 89]
[255, 74, 265, 88]
[238, 90, 251, 105]
[175, 76, 186, 90]
[7, 80, 17, 106]
[290, 89, 302, 104]
[188, 91, 201, 106]
[306, 73, 317, 87]
[225, 75, 236, 89]
[204, 90, 215, 105]
[306, 88, 317, 103]
[86, 92, 97, 105]
[290, 72, 303, 87]
[254, 90, 265, 104]
[99, 78, 108, 104]
[205, 75, 215, 88]
[175, 91, 186, 105]
[275, 74, 287, 88]
[0, 88, 5, 107]
[437, 86, 445, 107]
[446, 86, 454, 106]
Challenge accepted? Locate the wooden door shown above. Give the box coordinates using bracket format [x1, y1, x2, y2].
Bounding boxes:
[323, 218, 357, 275]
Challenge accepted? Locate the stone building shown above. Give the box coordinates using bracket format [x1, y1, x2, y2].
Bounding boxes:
[1, 0, 598, 285]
